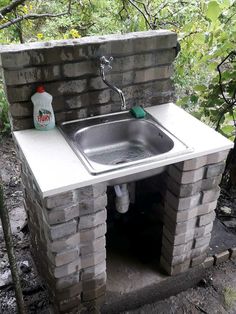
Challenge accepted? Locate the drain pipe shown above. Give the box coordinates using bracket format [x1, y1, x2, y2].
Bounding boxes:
[114, 184, 130, 214]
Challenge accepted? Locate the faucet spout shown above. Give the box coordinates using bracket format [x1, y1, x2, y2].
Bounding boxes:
[100, 56, 126, 111]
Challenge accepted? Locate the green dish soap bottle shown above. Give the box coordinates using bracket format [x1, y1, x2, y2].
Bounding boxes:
[31, 86, 55, 131]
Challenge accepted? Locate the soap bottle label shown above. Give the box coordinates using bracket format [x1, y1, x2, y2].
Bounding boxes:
[37, 109, 52, 127]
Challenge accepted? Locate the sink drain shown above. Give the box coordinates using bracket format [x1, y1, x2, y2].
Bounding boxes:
[114, 159, 128, 165]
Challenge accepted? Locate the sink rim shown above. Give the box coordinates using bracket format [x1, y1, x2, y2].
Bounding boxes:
[58, 110, 193, 175]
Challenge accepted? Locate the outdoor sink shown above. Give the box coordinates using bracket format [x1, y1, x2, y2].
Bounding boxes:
[58, 111, 192, 183]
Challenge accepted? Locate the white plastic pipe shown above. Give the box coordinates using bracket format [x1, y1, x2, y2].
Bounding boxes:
[114, 183, 130, 214]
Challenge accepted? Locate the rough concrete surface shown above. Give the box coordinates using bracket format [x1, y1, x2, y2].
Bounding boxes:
[122, 260, 236, 314]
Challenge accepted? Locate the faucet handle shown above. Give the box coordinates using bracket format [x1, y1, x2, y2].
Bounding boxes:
[100, 56, 113, 70]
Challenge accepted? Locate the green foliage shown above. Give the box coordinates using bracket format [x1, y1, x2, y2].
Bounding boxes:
[0, 0, 235, 139]
[224, 286, 236, 308]
[0, 85, 10, 135]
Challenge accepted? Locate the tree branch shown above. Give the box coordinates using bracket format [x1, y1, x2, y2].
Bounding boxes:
[0, 0, 26, 18]
[127, 0, 153, 29]
[0, 0, 72, 30]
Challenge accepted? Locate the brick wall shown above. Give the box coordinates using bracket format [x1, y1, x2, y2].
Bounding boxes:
[0, 30, 177, 131]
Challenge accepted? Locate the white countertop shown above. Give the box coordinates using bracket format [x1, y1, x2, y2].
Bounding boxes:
[13, 103, 233, 197]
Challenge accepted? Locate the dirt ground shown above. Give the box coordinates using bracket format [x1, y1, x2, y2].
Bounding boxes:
[0, 135, 236, 314]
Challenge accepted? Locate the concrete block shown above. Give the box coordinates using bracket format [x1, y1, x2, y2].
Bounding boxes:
[46, 204, 80, 225]
[63, 61, 96, 77]
[201, 187, 220, 204]
[168, 165, 205, 184]
[49, 248, 80, 267]
[162, 236, 193, 256]
[81, 261, 106, 281]
[55, 283, 82, 301]
[58, 295, 81, 312]
[165, 216, 197, 235]
[82, 272, 106, 292]
[9, 102, 32, 118]
[79, 210, 107, 230]
[81, 251, 106, 269]
[197, 201, 217, 216]
[229, 247, 236, 259]
[78, 183, 107, 200]
[134, 65, 172, 84]
[51, 79, 87, 96]
[164, 204, 197, 223]
[191, 254, 206, 267]
[194, 222, 213, 238]
[54, 272, 81, 290]
[194, 233, 211, 249]
[162, 249, 191, 266]
[160, 256, 190, 275]
[205, 162, 225, 178]
[214, 251, 230, 265]
[198, 211, 216, 227]
[50, 232, 80, 253]
[166, 190, 201, 211]
[163, 226, 194, 246]
[65, 89, 110, 109]
[44, 219, 77, 241]
[45, 191, 75, 209]
[191, 244, 208, 258]
[82, 285, 106, 302]
[79, 194, 107, 216]
[203, 256, 214, 268]
[53, 258, 81, 278]
[4, 65, 61, 85]
[81, 237, 106, 256]
[207, 151, 229, 164]
[176, 157, 207, 171]
[80, 224, 107, 243]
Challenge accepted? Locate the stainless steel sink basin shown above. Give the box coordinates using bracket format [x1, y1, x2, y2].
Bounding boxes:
[58, 111, 192, 180]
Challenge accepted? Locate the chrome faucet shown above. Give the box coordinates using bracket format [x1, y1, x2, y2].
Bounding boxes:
[100, 56, 126, 111]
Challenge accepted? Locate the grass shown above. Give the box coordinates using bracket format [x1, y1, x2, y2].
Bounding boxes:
[224, 286, 236, 308]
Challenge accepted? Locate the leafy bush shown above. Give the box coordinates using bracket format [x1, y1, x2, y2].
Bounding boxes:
[0, 85, 10, 135]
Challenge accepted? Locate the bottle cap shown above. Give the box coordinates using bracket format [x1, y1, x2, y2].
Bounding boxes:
[36, 86, 45, 93]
